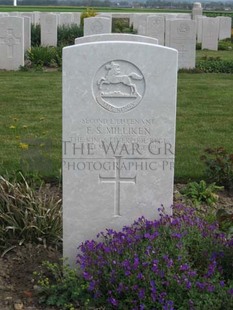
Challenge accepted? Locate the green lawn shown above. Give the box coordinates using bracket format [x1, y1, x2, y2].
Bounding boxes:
[0, 6, 191, 13]
[176, 73, 233, 181]
[1, 70, 233, 182]
[196, 49, 233, 61]
[0, 71, 62, 179]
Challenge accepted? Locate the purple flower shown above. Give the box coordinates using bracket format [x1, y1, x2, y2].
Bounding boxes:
[133, 256, 140, 269]
[163, 300, 174, 310]
[171, 232, 182, 239]
[150, 280, 157, 302]
[108, 296, 118, 307]
[138, 288, 145, 300]
[152, 259, 159, 273]
[137, 272, 144, 280]
[196, 281, 205, 290]
[180, 263, 190, 271]
[228, 288, 233, 295]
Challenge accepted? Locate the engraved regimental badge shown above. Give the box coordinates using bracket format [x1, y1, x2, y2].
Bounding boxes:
[93, 60, 145, 113]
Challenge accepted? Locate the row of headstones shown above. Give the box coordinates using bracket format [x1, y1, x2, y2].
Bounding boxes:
[0, 13, 231, 70]
[0, 11, 81, 27]
[1, 10, 231, 46]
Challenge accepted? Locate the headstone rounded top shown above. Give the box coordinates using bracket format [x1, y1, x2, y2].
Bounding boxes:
[193, 2, 202, 8]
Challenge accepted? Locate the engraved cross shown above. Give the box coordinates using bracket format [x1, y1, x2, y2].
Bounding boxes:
[99, 156, 136, 217]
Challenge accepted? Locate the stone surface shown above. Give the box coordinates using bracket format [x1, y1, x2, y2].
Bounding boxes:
[147, 15, 165, 45]
[202, 17, 219, 51]
[75, 33, 158, 45]
[0, 17, 24, 70]
[72, 12, 81, 26]
[40, 13, 57, 47]
[59, 13, 73, 26]
[133, 14, 148, 35]
[192, 2, 203, 20]
[164, 15, 180, 46]
[23, 16, 31, 52]
[196, 16, 206, 43]
[166, 19, 196, 69]
[84, 17, 112, 36]
[218, 16, 232, 40]
[63, 40, 178, 265]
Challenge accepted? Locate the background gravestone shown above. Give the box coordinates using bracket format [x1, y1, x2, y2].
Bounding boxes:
[218, 16, 232, 40]
[72, 12, 81, 26]
[23, 16, 31, 53]
[192, 2, 203, 20]
[63, 40, 178, 265]
[75, 33, 158, 45]
[0, 16, 24, 70]
[84, 17, 112, 36]
[59, 13, 73, 26]
[196, 16, 206, 43]
[202, 17, 219, 51]
[40, 13, 57, 47]
[147, 15, 165, 45]
[133, 14, 148, 36]
[166, 19, 196, 69]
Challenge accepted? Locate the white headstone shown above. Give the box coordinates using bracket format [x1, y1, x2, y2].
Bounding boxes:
[63, 40, 178, 265]
[9, 12, 20, 17]
[21, 12, 34, 23]
[166, 19, 196, 69]
[164, 15, 180, 46]
[23, 16, 31, 52]
[0, 17, 24, 70]
[133, 14, 148, 36]
[59, 13, 73, 26]
[202, 17, 219, 51]
[84, 17, 112, 36]
[196, 16, 207, 43]
[75, 33, 158, 45]
[218, 16, 232, 40]
[72, 12, 81, 26]
[33, 12, 40, 25]
[147, 15, 165, 45]
[192, 2, 203, 20]
[40, 13, 57, 47]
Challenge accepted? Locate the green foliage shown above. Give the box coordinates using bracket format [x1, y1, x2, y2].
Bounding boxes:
[34, 260, 92, 309]
[196, 42, 201, 50]
[196, 57, 233, 73]
[112, 18, 136, 34]
[26, 46, 62, 68]
[180, 180, 223, 207]
[0, 174, 62, 250]
[80, 7, 97, 27]
[216, 209, 233, 240]
[218, 39, 233, 51]
[31, 24, 41, 47]
[57, 24, 83, 46]
[201, 147, 233, 191]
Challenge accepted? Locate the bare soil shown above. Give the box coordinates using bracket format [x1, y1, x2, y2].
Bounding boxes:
[0, 186, 232, 310]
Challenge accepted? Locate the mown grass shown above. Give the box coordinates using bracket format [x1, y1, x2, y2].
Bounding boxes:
[0, 6, 192, 13]
[196, 49, 233, 61]
[0, 71, 62, 180]
[176, 73, 233, 181]
[1, 70, 232, 182]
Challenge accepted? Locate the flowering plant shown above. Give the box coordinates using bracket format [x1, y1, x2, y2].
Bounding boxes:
[78, 205, 233, 309]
